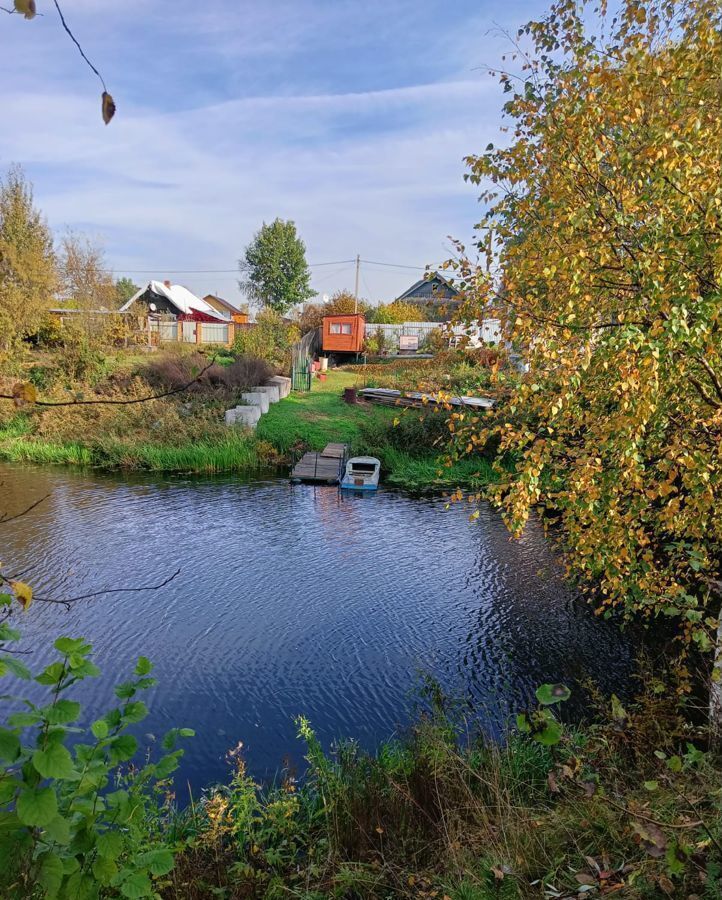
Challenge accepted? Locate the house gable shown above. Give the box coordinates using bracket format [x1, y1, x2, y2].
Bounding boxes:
[396, 274, 459, 303]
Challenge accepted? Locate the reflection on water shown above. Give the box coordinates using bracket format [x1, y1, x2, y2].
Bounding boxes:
[0, 462, 635, 790]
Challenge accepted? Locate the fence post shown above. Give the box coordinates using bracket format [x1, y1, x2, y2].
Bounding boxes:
[176, 320, 183, 342]
[228, 322, 234, 348]
[196, 322, 203, 345]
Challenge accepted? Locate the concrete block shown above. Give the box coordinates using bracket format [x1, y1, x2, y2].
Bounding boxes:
[254, 384, 280, 403]
[267, 376, 291, 398]
[225, 405, 261, 428]
[241, 391, 270, 414]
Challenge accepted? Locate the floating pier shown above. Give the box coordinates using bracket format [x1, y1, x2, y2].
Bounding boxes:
[290, 443, 347, 485]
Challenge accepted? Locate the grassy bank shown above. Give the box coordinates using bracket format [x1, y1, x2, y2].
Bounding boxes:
[164, 683, 722, 899]
[0, 364, 498, 490]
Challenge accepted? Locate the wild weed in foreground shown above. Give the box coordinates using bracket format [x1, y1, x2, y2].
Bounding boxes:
[0, 629, 193, 899]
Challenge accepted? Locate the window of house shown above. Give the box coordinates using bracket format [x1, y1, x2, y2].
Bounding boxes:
[329, 323, 341, 334]
[341, 323, 352, 334]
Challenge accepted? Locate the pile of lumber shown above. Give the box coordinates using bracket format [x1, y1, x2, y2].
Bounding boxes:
[358, 388, 495, 411]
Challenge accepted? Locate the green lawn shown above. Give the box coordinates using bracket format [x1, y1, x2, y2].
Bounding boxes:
[258, 372, 498, 490]
[257, 371, 395, 453]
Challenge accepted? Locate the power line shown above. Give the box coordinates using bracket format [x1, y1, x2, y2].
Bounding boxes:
[360, 258, 430, 271]
[108, 258, 441, 276]
[110, 258, 357, 275]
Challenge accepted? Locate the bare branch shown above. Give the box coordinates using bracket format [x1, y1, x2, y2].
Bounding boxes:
[34, 567, 182, 610]
[0, 494, 49, 525]
[52, 0, 106, 92]
[0, 358, 217, 408]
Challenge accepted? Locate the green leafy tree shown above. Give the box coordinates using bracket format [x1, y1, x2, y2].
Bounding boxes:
[115, 276, 140, 307]
[370, 300, 427, 324]
[233, 308, 300, 369]
[239, 219, 315, 315]
[0, 165, 57, 362]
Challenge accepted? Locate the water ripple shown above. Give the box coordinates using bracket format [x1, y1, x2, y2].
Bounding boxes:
[0, 463, 636, 789]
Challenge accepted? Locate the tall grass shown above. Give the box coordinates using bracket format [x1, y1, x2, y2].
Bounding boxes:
[381, 449, 497, 490]
[0, 370, 499, 488]
[166, 681, 721, 899]
[0, 430, 266, 474]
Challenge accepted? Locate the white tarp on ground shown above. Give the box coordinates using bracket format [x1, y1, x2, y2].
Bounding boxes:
[120, 281, 228, 320]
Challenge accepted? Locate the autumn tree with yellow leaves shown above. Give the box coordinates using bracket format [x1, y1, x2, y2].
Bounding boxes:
[450, 0, 722, 713]
[0, 166, 57, 362]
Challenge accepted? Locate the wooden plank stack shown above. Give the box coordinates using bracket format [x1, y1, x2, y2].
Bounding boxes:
[358, 388, 495, 411]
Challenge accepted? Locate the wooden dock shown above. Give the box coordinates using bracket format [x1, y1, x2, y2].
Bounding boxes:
[290, 443, 347, 484]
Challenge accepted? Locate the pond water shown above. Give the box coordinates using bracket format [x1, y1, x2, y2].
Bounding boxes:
[0, 462, 636, 792]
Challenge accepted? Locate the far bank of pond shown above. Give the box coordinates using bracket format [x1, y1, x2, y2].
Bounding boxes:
[0, 460, 637, 792]
[0, 371, 492, 490]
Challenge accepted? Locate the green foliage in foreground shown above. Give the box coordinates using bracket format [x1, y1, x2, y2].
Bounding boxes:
[2, 620, 722, 899]
[0, 628, 193, 899]
[168, 680, 722, 899]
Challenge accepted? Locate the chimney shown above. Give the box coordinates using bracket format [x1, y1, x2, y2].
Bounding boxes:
[163, 280, 171, 288]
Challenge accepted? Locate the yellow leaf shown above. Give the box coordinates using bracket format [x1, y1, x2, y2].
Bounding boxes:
[11, 382, 36, 408]
[102, 91, 116, 125]
[10, 581, 33, 610]
[14, 0, 36, 19]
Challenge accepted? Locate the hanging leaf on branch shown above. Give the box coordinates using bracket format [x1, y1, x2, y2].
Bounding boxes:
[14, 0, 36, 19]
[3, 1, 116, 123]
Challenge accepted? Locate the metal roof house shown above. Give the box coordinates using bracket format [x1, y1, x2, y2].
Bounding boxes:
[396, 274, 459, 306]
[119, 281, 227, 322]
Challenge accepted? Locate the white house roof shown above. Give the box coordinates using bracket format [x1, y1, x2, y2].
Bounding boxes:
[120, 281, 227, 319]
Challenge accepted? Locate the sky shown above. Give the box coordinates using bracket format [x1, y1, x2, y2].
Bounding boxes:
[0, 0, 545, 306]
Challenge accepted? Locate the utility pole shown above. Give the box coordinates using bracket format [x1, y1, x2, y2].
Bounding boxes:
[354, 254, 360, 313]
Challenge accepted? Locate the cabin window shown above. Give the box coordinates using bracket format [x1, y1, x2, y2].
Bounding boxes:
[341, 323, 352, 334]
[329, 323, 342, 334]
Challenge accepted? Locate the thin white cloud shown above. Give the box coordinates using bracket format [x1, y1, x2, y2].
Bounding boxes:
[0, 0, 529, 302]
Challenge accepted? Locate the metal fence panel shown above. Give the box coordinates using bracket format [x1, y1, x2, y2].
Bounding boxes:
[182, 321, 196, 343]
[200, 323, 228, 344]
[159, 322, 177, 342]
[369, 322, 442, 348]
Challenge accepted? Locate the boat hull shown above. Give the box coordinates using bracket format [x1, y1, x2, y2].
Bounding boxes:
[340, 478, 378, 491]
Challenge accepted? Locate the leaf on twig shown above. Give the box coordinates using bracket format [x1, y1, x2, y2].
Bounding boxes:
[14, 0, 36, 19]
[11, 381, 36, 407]
[10, 580, 33, 610]
[102, 91, 116, 125]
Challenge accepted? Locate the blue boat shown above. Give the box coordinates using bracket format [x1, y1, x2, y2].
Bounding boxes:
[340, 456, 381, 491]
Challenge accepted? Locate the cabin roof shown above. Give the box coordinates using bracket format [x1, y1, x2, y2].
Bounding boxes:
[120, 281, 226, 320]
[396, 273, 459, 302]
[204, 293, 242, 314]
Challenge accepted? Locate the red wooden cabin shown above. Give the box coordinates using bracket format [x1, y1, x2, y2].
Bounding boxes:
[322, 313, 365, 354]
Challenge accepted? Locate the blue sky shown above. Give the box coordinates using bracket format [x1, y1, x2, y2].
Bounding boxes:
[0, 0, 544, 305]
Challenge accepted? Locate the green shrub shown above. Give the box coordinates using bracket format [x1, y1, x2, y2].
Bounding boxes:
[232, 310, 299, 370]
[27, 365, 58, 392]
[34, 315, 64, 348]
[0, 627, 193, 899]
